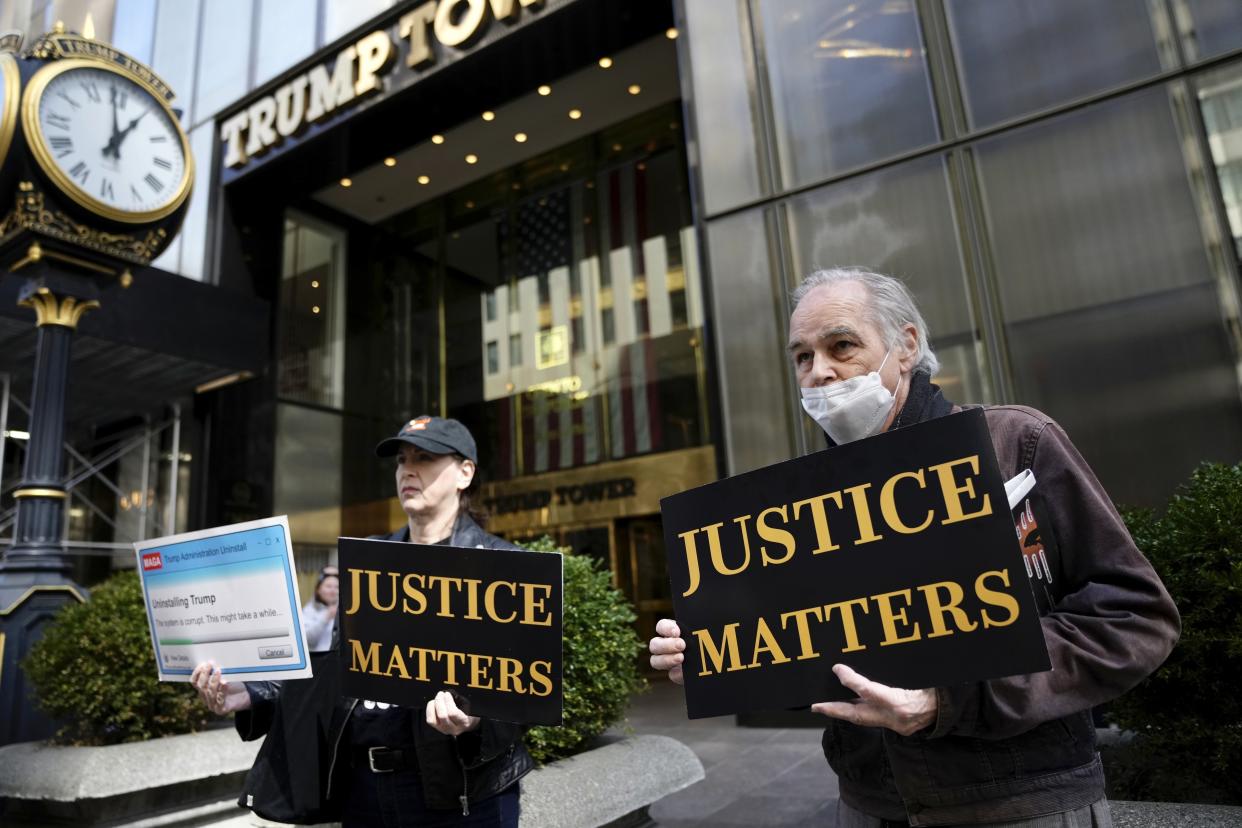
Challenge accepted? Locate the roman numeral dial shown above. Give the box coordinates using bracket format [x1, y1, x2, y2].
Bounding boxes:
[24, 59, 192, 223]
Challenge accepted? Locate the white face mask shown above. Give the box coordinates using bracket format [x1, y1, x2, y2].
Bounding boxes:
[800, 349, 899, 444]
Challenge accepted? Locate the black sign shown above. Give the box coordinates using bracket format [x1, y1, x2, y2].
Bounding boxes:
[338, 538, 563, 725]
[661, 409, 1050, 719]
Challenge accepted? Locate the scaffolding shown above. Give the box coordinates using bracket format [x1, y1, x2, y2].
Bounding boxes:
[0, 372, 184, 555]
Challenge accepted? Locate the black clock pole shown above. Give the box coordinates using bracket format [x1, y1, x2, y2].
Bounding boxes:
[0, 249, 101, 745]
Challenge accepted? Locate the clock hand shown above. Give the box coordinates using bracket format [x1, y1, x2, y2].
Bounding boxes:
[102, 86, 122, 160]
[109, 110, 149, 159]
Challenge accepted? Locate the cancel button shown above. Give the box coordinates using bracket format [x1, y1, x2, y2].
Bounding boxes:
[258, 644, 292, 659]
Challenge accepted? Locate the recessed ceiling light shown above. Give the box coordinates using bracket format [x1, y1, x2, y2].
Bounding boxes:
[666, 27, 679, 40]
[512, 182, 521, 190]
[418, 175, 430, 185]
[612, 143, 622, 152]
[465, 200, 475, 209]
[465, 153, 479, 164]
[537, 84, 551, 96]
[384, 157, 396, 167]
[637, 162, 646, 171]
[432, 134, 445, 144]
[482, 111, 495, 121]
[340, 178, 352, 187]
[312, 305, 321, 314]
[628, 84, 641, 95]
[568, 108, 582, 120]
[559, 162, 570, 172]
[311, 280, 320, 288]
[514, 132, 527, 143]
[598, 57, 613, 69]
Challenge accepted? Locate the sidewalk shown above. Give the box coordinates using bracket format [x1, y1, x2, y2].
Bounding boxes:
[611, 679, 838, 827]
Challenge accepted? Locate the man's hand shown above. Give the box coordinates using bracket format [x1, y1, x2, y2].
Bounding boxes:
[811, 664, 937, 736]
[648, 618, 686, 685]
[425, 690, 480, 737]
[190, 661, 252, 716]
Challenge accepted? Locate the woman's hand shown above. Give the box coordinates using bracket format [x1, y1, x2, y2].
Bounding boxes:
[425, 690, 480, 737]
[649, 618, 686, 685]
[190, 661, 252, 715]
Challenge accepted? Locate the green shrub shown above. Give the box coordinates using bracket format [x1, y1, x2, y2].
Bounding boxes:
[23, 570, 211, 745]
[1108, 462, 1242, 804]
[518, 536, 647, 763]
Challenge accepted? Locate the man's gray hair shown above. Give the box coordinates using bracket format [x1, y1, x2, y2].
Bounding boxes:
[791, 267, 940, 376]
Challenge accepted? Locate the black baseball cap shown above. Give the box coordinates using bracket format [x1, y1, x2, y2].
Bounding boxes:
[374, 416, 478, 464]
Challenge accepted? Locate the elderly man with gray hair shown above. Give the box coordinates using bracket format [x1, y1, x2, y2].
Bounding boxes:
[649, 268, 1179, 827]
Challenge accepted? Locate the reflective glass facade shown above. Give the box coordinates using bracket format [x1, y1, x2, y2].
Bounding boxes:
[681, 0, 1242, 506]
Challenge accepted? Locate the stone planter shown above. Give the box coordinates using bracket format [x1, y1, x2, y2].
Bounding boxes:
[0, 730, 703, 828]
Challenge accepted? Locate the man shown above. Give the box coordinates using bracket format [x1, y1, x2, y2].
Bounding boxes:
[649, 268, 1179, 827]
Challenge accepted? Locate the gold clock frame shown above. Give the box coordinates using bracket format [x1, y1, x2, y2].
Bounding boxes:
[21, 58, 194, 225]
[0, 53, 18, 170]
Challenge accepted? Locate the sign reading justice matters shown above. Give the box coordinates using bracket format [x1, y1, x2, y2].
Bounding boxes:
[661, 409, 1051, 719]
[338, 537, 563, 724]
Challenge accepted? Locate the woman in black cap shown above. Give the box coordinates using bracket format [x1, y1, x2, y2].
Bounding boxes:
[191, 416, 532, 827]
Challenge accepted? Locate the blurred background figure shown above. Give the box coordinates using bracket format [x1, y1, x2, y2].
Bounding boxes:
[302, 565, 339, 652]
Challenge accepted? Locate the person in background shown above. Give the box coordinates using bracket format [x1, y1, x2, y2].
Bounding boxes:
[192, 416, 531, 827]
[649, 267, 1179, 827]
[301, 565, 339, 652]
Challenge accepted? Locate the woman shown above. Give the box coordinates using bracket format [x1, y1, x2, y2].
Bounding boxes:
[302, 565, 339, 652]
[191, 416, 532, 827]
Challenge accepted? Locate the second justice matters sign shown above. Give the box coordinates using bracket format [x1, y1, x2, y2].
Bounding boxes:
[661, 409, 1051, 719]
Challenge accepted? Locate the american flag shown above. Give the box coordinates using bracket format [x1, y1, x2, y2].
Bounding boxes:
[515, 189, 570, 278]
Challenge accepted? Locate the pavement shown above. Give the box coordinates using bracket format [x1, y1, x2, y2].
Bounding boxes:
[610, 679, 839, 827]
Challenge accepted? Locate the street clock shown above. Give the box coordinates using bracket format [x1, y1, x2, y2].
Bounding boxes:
[0, 27, 194, 275]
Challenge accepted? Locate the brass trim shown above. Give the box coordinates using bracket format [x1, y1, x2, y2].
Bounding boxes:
[13, 487, 68, 499]
[21, 58, 194, 224]
[0, 584, 86, 616]
[0, 54, 18, 169]
[17, 286, 100, 328]
[10, 240, 116, 276]
[0, 632, 5, 688]
[0, 185, 170, 265]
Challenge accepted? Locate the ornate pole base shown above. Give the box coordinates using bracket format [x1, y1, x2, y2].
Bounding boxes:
[0, 268, 98, 745]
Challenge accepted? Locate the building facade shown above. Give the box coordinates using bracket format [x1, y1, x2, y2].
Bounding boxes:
[1, 1, 1240, 624]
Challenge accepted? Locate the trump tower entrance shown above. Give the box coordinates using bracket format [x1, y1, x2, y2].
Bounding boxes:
[212, 1, 720, 636]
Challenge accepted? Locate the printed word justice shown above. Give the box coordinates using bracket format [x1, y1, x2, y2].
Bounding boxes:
[343, 568, 554, 626]
[677, 455, 994, 597]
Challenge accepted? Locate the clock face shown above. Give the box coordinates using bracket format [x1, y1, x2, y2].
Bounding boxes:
[25, 60, 191, 222]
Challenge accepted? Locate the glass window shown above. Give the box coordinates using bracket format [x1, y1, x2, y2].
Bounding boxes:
[571, 316, 585, 353]
[1199, 65, 1242, 259]
[509, 333, 522, 367]
[324, 0, 391, 42]
[113, 0, 157, 64]
[254, 0, 317, 86]
[277, 214, 346, 408]
[194, 0, 252, 122]
[274, 403, 343, 547]
[759, 0, 939, 189]
[784, 154, 989, 414]
[1181, 0, 1242, 61]
[705, 207, 795, 474]
[173, 123, 216, 281]
[485, 291, 496, 321]
[682, 0, 764, 214]
[945, 0, 1163, 129]
[486, 341, 499, 374]
[600, 307, 615, 345]
[150, 0, 201, 127]
[973, 85, 1242, 505]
